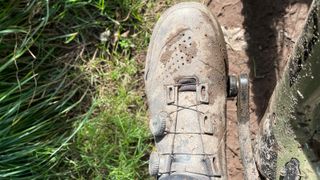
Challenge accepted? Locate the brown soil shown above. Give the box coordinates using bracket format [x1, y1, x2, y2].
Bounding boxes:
[206, 0, 312, 179]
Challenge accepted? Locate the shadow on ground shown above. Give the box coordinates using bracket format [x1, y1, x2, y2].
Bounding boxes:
[241, 0, 312, 121]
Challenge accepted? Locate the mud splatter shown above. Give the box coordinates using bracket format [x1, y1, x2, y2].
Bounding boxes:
[160, 28, 188, 65]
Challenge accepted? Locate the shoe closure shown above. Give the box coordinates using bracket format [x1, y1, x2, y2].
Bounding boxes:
[145, 2, 227, 179]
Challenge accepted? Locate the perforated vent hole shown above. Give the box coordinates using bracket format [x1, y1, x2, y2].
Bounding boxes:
[164, 31, 196, 72]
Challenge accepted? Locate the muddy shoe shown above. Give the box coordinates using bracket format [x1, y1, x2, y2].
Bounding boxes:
[145, 2, 228, 180]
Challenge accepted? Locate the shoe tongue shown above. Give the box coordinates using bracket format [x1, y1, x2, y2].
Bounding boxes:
[175, 91, 200, 134]
[174, 91, 204, 155]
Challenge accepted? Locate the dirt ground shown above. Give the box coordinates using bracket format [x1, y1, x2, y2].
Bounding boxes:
[205, 0, 313, 179]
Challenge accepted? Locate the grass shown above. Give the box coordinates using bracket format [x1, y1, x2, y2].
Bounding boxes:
[0, 0, 96, 178]
[0, 0, 176, 179]
[65, 49, 152, 178]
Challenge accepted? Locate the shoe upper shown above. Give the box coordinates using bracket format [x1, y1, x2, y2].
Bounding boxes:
[145, 2, 228, 179]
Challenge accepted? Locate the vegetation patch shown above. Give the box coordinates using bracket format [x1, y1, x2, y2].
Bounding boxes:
[0, 0, 173, 179]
